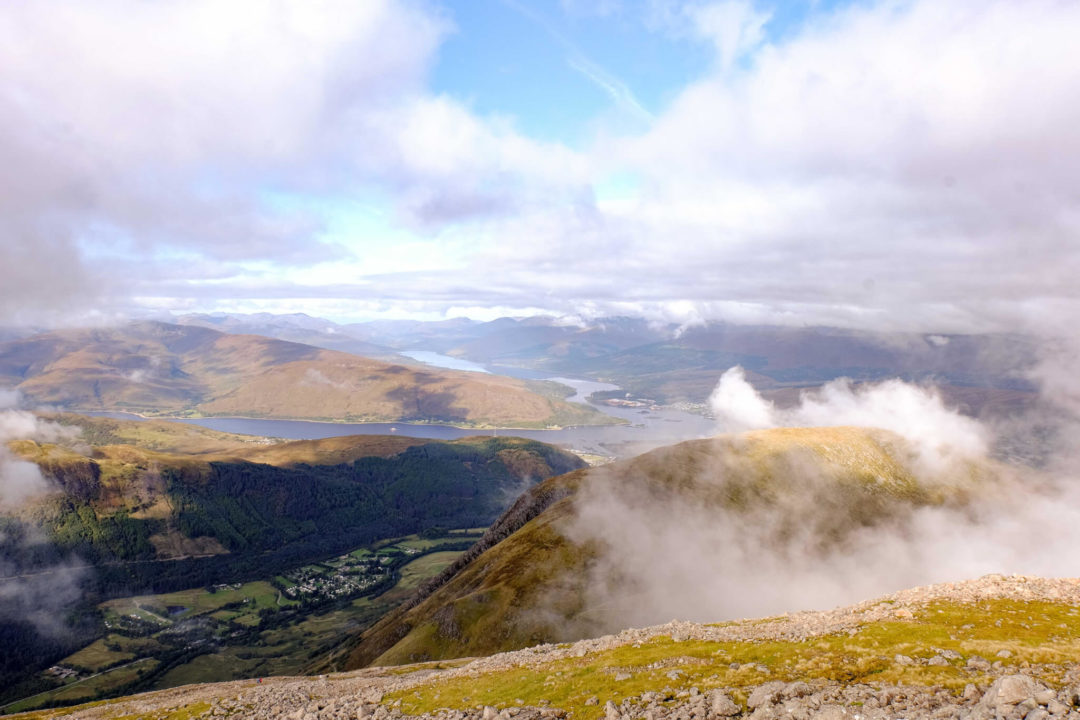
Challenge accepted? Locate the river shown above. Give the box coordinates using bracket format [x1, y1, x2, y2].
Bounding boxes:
[89, 353, 717, 457]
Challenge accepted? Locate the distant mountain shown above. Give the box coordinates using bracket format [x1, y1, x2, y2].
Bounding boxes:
[0, 322, 611, 427]
[329, 426, 1013, 669]
[342, 315, 1038, 411]
[176, 312, 397, 358]
[163, 313, 1037, 413]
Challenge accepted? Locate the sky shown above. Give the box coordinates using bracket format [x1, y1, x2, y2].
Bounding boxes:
[2, 0, 1079, 333]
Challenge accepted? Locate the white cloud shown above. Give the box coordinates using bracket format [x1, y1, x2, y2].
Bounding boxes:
[4, 0, 1080, 336]
[707, 366, 775, 431]
[0, 391, 82, 507]
[688, 1, 771, 71]
[603, 0, 1080, 333]
[710, 366, 989, 474]
[0, 0, 586, 324]
[332, 0, 1080, 334]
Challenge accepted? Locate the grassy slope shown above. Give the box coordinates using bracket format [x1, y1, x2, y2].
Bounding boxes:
[12, 584, 1080, 720]
[0, 323, 613, 427]
[387, 597, 1080, 720]
[338, 427, 1001, 670]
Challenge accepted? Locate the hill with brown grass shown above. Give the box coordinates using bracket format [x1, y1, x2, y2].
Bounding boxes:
[0, 322, 610, 428]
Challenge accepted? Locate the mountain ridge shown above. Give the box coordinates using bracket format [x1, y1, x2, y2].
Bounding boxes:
[0, 322, 611, 428]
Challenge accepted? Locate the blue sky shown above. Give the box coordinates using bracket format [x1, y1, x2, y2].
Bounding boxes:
[2, 0, 1079, 334]
[430, 1, 858, 146]
[432, 1, 700, 144]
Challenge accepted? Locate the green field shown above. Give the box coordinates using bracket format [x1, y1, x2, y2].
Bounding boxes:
[394, 552, 461, 592]
[373, 529, 484, 552]
[62, 639, 135, 673]
[5, 532, 478, 714]
[4, 659, 160, 714]
[102, 581, 290, 623]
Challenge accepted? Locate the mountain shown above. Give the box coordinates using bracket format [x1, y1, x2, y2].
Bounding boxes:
[313, 314, 1039, 410]
[7, 414, 586, 580]
[329, 426, 1011, 669]
[23, 574, 1080, 720]
[0, 322, 611, 427]
[160, 312, 1038, 413]
[175, 312, 397, 359]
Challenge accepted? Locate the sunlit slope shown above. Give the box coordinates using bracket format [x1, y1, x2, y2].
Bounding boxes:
[25, 576, 1080, 720]
[336, 427, 1000, 669]
[45, 412, 432, 461]
[6, 417, 586, 571]
[0, 322, 611, 427]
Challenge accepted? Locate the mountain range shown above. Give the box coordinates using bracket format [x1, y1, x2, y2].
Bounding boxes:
[0, 322, 608, 428]
[176, 312, 1037, 414]
[9, 423, 1076, 720]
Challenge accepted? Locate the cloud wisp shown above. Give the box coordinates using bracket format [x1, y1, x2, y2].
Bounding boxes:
[0, 390, 88, 636]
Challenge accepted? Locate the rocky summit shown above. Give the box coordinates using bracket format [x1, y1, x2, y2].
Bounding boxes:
[19, 574, 1080, 720]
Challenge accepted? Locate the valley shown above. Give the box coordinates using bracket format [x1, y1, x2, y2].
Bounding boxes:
[1, 529, 484, 715]
[0, 414, 585, 711]
[0, 319, 1067, 719]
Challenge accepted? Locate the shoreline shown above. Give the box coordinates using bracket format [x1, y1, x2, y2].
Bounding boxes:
[67, 408, 626, 433]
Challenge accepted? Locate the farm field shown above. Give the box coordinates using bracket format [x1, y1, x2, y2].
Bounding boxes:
[2, 530, 482, 715]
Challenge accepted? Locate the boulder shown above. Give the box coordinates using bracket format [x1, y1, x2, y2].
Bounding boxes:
[707, 691, 740, 717]
[980, 675, 1049, 713]
[748, 682, 787, 709]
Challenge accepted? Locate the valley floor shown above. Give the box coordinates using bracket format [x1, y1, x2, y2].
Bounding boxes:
[13, 575, 1080, 720]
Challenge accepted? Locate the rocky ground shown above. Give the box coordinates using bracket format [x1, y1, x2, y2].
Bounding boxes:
[20, 575, 1080, 720]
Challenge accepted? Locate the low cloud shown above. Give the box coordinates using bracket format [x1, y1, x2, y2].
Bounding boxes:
[0, 557, 87, 637]
[566, 456, 1080, 630]
[561, 367, 1080, 632]
[303, 368, 351, 391]
[0, 391, 81, 507]
[709, 366, 988, 474]
[0, 389, 87, 635]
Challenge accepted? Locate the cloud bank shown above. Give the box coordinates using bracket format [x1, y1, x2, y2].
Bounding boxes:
[0, 0, 1077, 333]
[0, 391, 79, 507]
[563, 367, 1080, 630]
[709, 366, 988, 474]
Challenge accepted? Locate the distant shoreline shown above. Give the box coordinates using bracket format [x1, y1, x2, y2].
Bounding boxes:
[69, 408, 621, 433]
